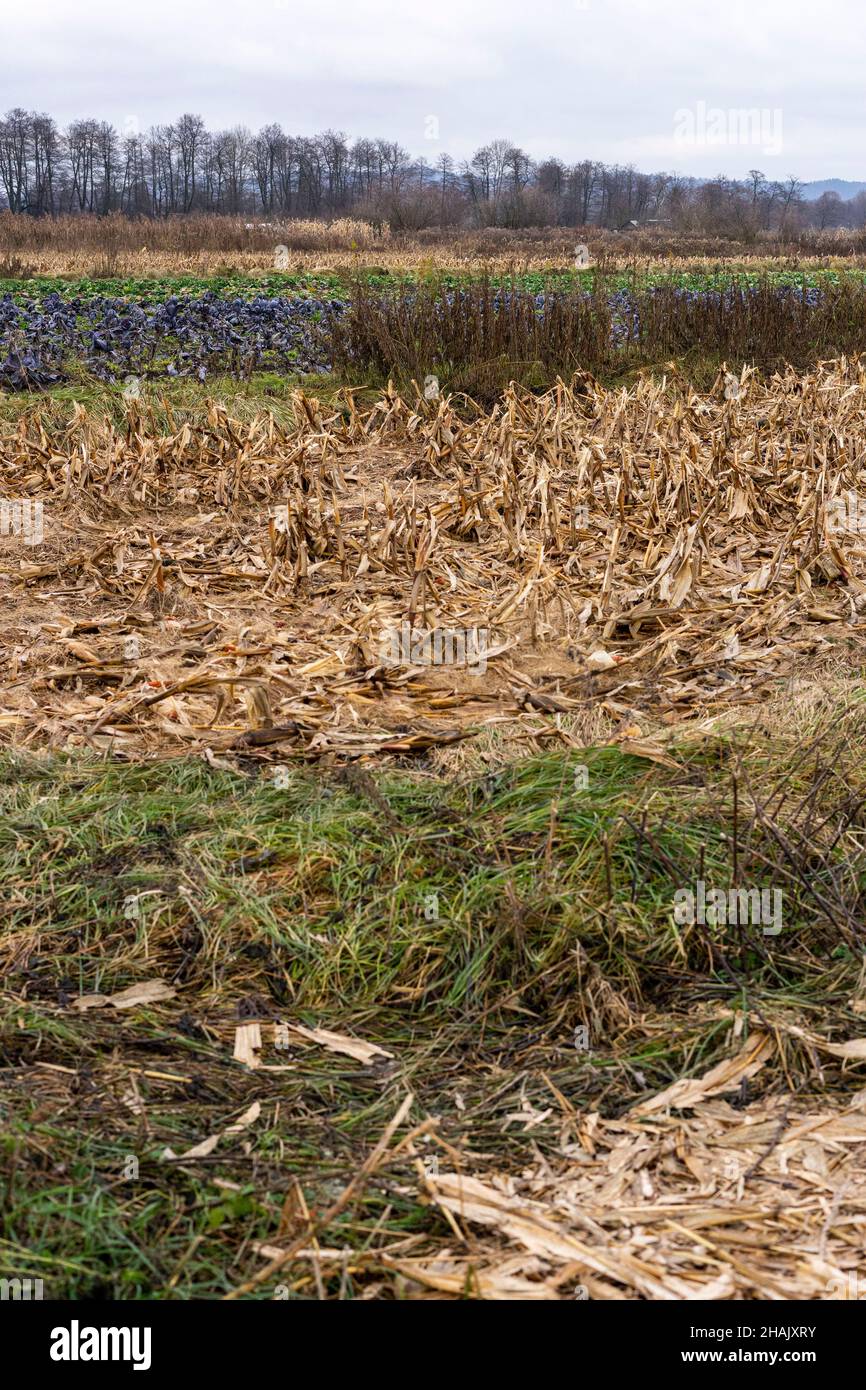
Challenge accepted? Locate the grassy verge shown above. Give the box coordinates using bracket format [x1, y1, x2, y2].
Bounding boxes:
[0, 368, 336, 425]
[1, 695, 865, 1297]
[0, 358, 736, 427]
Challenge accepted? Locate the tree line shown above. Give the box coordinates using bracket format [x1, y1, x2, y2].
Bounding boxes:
[1, 109, 861, 232]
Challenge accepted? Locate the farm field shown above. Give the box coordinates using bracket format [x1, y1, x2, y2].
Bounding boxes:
[3, 227, 866, 1303]
[10, 227, 866, 398]
[6, 211, 866, 273]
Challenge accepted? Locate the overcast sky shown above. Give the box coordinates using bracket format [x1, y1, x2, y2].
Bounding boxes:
[1, 0, 862, 180]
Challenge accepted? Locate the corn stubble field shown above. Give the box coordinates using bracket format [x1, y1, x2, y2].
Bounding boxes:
[2, 222, 866, 1301]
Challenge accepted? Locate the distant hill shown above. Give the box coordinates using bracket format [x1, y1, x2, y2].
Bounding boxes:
[801, 179, 866, 202]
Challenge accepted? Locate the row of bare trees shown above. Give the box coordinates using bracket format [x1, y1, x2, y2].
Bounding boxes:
[0, 110, 437, 221]
[0, 108, 859, 232]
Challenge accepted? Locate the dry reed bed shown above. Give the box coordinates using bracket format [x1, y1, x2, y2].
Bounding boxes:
[7, 245, 866, 280]
[3, 360, 866, 760]
[5, 213, 866, 276]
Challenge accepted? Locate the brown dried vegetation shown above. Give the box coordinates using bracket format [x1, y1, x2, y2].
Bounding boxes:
[4, 361, 866, 758]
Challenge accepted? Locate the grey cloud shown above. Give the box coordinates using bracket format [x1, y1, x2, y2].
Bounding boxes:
[1, 0, 863, 178]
